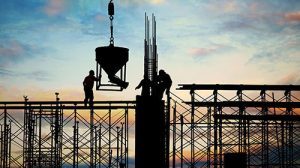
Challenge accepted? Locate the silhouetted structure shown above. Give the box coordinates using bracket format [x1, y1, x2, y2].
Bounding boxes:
[224, 153, 246, 168]
[169, 84, 300, 168]
[135, 13, 171, 168]
[1, 84, 300, 167]
[23, 93, 63, 168]
[0, 93, 134, 168]
[95, 0, 129, 91]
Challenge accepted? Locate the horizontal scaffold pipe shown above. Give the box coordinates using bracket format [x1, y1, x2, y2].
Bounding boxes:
[0, 100, 136, 105]
[177, 84, 300, 91]
[184, 101, 300, 108]
[214, 114, 300, 121]
[0, 100, 136, 109]
[0, 105, 136, 110]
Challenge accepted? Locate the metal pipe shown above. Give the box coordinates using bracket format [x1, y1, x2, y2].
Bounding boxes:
[172, 102, 176, 168]
[180, 115, 183, 168]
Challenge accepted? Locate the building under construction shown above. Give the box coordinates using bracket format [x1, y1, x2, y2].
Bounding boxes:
[1, 1, 300, 168]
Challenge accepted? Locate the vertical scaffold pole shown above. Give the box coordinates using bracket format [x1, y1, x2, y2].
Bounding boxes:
[237, 89, 243, 153]
[180, 115, 183, 168]
[166, 92, 171, 168]
[38, 105, 42, 168]
[125, 107, 128, 168]
[218, 106, 222, 167]
[98, 123, 102, 168]
[213, 89, 218, 168]
[73, 103, 78, 168]
[120, 122, 124, 168]
[94, 126, 98, 168]
[0, 123, 2, 168]
[117, 126, 120, 168]
[109, 105, 112, 168]
[90, 107, 95, 168]
[4, 104, 7, 168]
[285, 89, 293, 167]
[190, 89, 195, 168]
[207, 107, 212, 168]
[8, 121, 11, 168]
[172, 102, 176, 168]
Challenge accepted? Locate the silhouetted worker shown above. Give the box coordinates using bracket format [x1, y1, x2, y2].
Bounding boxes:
[156, 69, 172, 100]
[135, 75, 151, 96]
[83, 70, 98, 107]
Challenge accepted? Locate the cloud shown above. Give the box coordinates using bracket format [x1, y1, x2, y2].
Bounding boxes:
[43, 0, 67, 16]
[222, 20, 256, 31]
[284, 11, 300, 23]
[277, 72, 300, 85]
[0, 68, 50, 81]
[188, 44, 233, 59]
[0, 40, 27, 66]
[0, 39, 47, 68]
[0, 41, 29, 66]
[120, 0, 165, 6]
[189, 47, 217, 57]
[0, 68, 13, 76]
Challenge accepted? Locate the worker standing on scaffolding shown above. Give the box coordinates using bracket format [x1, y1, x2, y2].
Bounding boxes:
[135, 75, 151, 96]
[83, 70, 98, 107]
[156, 69, 172, 100]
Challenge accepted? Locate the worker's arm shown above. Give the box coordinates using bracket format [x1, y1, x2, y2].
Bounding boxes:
[83, 77, 87, 86]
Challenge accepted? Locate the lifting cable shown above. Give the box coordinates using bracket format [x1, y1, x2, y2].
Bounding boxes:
[108, 0, 114, 46]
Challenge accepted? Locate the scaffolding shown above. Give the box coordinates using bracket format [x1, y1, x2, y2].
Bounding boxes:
[0, 94, 135, 168]
[170, 84, 300, 168]
[1, 84, 300, 167]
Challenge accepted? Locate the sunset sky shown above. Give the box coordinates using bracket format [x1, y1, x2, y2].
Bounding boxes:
[1, 0, 300, 101]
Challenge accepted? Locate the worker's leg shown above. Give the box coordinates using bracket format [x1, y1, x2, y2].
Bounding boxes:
[84, 89, 89, 107]
[89, 90, 94, 107]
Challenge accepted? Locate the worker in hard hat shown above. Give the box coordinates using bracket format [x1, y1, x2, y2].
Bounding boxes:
[135, 75, 151, 96]
[156, 69, 172, 100]
[83, 70, 98, 107]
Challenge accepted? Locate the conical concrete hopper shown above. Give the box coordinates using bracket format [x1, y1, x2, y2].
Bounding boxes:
[96, 46, 128, 76]
[95, 45, 129, 90]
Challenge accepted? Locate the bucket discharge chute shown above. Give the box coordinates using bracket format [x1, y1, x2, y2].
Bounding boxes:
[95, 0, 129, 91]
